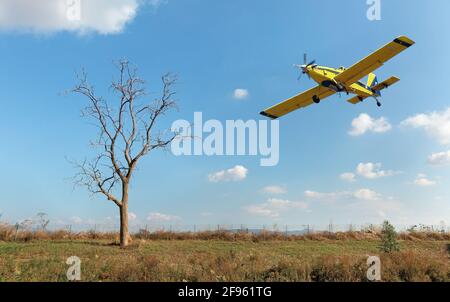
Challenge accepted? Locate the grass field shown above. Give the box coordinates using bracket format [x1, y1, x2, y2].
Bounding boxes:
[0, 237, 449, 282]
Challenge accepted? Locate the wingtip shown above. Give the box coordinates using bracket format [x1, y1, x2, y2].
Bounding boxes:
[260, 111, 279, 120]
[394, 36, 415, 47]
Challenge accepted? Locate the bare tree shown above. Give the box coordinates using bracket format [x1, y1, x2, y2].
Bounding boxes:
[72, 60, 178, 247]
[36, 212, 50, 231]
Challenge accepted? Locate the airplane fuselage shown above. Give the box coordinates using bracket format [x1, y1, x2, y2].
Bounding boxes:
[305, 65, 378, 98]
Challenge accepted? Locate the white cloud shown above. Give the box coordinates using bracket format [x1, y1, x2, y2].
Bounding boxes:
[304, 190, 348, 200]
[147, 212, 180, 223]
[208, 165, 248, 183]
[129, 212, 137, 221]
[262, 185, 287, 195]
[70, 216, 83, 224]
[305, 188, 381, 201]
[246, 198, 308, 218]
[356, 162, 399, 179]
[401, 107, 450, 145]
[414, 174, 437, 187]
[428, 150, 450, 166]
[0, 0, 163, 35]
[340, 173, 356, 182]
[233, 89, 249, 100]
[305, 188, 400, 216]
[353, 188, 380, 201]
[268, 198, 308, 210]
[348, 113, 392, 136]
[246, 205, 278, 218]
[341, 163, 400, 182]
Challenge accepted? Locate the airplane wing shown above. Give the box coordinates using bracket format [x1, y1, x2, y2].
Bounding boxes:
[334, 36, 415, 86]
[260, 85, 335, 119]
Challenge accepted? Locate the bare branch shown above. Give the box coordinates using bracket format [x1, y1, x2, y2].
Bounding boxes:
[71, 157, 122, 207]
[130, 74, 178, 171]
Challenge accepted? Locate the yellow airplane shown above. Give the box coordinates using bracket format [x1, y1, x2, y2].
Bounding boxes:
[260, 36, 415, 119]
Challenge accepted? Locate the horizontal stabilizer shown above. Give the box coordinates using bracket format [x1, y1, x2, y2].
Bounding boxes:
[371, 76, 400, 92]
[347, 76, 400, 105]
[347, 95, 367, 104]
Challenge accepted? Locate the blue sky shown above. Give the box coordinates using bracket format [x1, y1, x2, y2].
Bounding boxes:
[0, 0, 449, 228]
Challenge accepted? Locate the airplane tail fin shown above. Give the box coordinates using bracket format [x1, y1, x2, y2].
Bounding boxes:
[367, 73, 378, 88]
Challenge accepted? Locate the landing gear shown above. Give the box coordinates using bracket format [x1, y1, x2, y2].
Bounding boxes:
[313, 95, 321, 104]
[374, 97, 382, 107]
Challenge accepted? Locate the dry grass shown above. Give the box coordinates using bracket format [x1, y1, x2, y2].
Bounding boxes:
[1, 223, 448, 282]
[1, 223, 449, 243]
[0, 223, 118, 242]
[0, 232, 448, 282]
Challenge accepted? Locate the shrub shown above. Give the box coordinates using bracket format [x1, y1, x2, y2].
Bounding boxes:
[379, 221, 400, 253]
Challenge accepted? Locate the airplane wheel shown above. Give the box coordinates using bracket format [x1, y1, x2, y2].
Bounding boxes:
[377, 102, 382, 107]
[313, 95, 320, 104]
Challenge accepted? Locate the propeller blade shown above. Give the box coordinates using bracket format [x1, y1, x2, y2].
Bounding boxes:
[296, 54, 314, 82]
[307, 60, 316, 67]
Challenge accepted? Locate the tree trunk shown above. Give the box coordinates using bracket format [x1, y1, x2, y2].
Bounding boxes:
[119, 182, 130, 248]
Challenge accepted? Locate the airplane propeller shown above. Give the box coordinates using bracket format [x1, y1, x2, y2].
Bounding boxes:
[295, 53, 316, 81]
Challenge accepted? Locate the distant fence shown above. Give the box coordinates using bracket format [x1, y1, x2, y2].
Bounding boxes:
[35, 223, 450, 234]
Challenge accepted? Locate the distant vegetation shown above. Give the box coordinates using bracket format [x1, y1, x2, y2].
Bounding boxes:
[1, 222, 450, 242]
